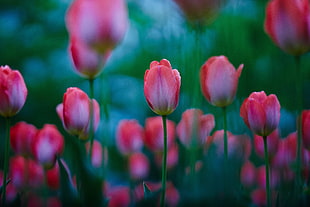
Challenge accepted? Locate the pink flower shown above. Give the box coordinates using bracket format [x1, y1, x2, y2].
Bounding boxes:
[128, 152, 150, 180]
[69, 36, 111, 79]
[106, 186, 130, 207]
[0, 171, 17, 203]
[240, 91, 281, 137]
[144, 59, 181, 115]
[144, 116, 176, 152]
[254, 129, 280, 159]
[240, 160, 256, 188]
[85, 140, 103, 168]
[256, 165, 280, 189]
[251, 188, 266, 207]
[172, 0, 226, 25]
[200, 56, 243, 107]
[177, 108, 215, 148]
[10, 121, 38, 156]
[0, 65, 27, 117]
[264, 0, 310, 55]
[116, 119, 144, 156]
[57, 87, 100, 140]
[154, 144, 179, 170]
[31, 124, 64, 169]
[302, 110, 310, 150]
[66, 0, 128, 54]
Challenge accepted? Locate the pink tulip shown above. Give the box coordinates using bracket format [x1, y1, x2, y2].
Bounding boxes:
[176, 108, 215, 148]
[144, 116, 176, 152]
[0, 65, 27, 117]
[256, 165, 280, 189]
[66, 0, 128, 54]
[172, 0, 226, 25]
[200, 56, 243, 107]
[116, 119, 144, 156]
[302, 110, 310, 150]
[10, 121, 38, 156]
[0, 171, 17, 203]
[128, 152, 150, 180]
[144, 59, 181, 116]
[154, 144, 179, 170]
[251, 188, 267, 207]
[106, 186, 130, 207]
[57, 87, 100, 140]
[31, 124, 64, 169]
[240, 160, 256, 188]
[254, 129, 280, 159]
[85, 140, 103, 168]
[264, 0, 310, 55]
[69, 36, 111, 79]
[240, 91, 281, 137]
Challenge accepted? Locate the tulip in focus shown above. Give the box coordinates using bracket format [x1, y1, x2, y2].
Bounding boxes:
[240, 91, 281, 137]
[177, 108, 215, 148]
[0, 65, 28, 117]
[31, 124, 64, 169]
[56, 87, 100, 140]
[144, 59, 181, 116]
[200, 56, 243, 107]
[116, 119, 144, 156]
[302, 110, 310, 150]
[66, 0, 128, 54]
[264, 0, 310, 55]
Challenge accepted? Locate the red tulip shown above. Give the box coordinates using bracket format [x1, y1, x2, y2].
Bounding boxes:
[0, 65, 27, 117]
[254, 129, 280, 159]
[128, 152, 150, 180]
[200, 56, 243, 107]
[240, 91, 280, 137]
[116, 119, 144, 156]
[144, 116, 176, 152]
[264, 0, 310, 55]
[251, 188, 267, 207]
[10, 121, 38, 156]
[172, 0, 226, 25]
[69, 36, 111, 79]
[31, 124, 64, 169]
[57, 87, 100, 140]
[176, 108, 215, 148]
[302, 110, 310, 150]
[46, 162, 60, 190]
[66, 0, 128, 54]
[144, 59, 181, 116]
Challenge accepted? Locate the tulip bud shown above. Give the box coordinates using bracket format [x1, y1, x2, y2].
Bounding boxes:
[200, 56, 243, 107]
[144, 59, 181, 116]
[240, 91, 281, 137]
[0, 65, 27, 117]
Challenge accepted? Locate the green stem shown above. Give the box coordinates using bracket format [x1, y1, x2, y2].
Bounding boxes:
[2, 117, 11, 206]
[160, 115, 167, 207]
[263, 136, 271, 207]
[88, 78, 95, 160]
[223, 107, 228, 161]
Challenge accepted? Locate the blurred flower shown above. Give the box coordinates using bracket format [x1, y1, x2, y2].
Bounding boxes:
[0, 171, 17, 203]
[144, 59, 181, 116]
[69, 36, 111, 79]
[176, 108, 215, 148]
[302, 110, 310, 150]
[200, 56, 243, 107]
[66, 0, 128, 54]
[144, 116, 176, 152]
[264, 0, 310, 55]
[116, 119, 144, 156]
[56, 87, 100, 140]
[128, 152, 150, 180]
[86, 140, 103, 168]
[10, 121, 38, 156]
[240, 160, 256, 188]
[31, 124, 64, 169]
[106, 186, 130, 207]
[172, 0, 226, 25]
[0, 65, 27, 117]
[240, 91, 281, 137]
[256, 165, 280, 189]
[254, 129, 280, 159]
[155, 144, 179, 170]
[46, 161, 60, 190]
[251, 188, 266, 207]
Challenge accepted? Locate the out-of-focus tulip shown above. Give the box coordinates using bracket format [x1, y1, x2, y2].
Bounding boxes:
[128, 152, 150, 180]
[240, 91, 281, 137]
[144, 116, 176, 152]
[200, 56, 243, 107]
[116, 119, 144, 156]
[31, 124, 64, 169]
[172, 0, 226, 25]
[85, 140, 103, 168]
[254, 129, 280, 159]
[176, 108, 215, 148]
[46, 162, 60, 190]
[66, 0, 128, 54]
[240, 160, 256, 188]
[106, 186, 130, 207]
[302, 110, 310, 150]
[155, 144, 179, 170]
[56, 87, 100, 140]
[264, 0, 310, 55]
[144, 59, 181, 116]
[0, 65, 27, 117]
[10, 121, 38, 156]
[256, 165, 279, 189]
[69, 37, 111, 79]
[0, 171, 17, 203]
[251, 188, 266, 207]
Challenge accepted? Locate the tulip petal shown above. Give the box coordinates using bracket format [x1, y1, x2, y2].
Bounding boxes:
[247, 99, 266, 136]
[263, 94, 281, 135]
